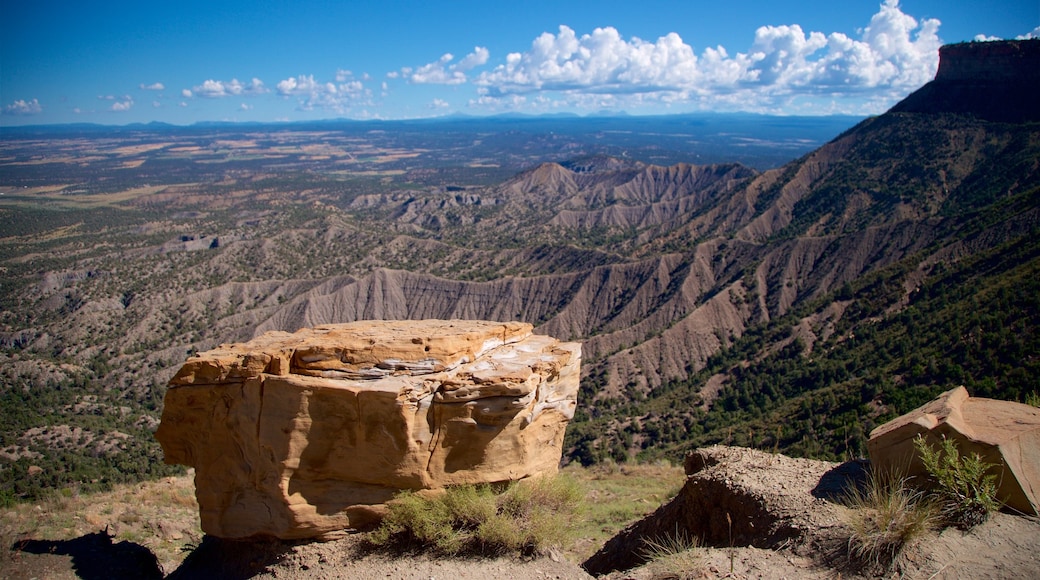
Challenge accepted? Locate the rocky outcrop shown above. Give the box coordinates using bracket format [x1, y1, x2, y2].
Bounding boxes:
[155, 320, 581, 539]
[935, 40, 1040, 82]
[892, 39, 1040, 121]
[867, 386, 1040, 515]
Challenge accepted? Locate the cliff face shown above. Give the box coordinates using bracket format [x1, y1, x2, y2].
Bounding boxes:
[892, 39, 1040, 121]
[935, 40, 1040, 82]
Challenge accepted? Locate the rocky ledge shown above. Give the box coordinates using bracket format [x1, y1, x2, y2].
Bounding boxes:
[155, 320, 580, 540]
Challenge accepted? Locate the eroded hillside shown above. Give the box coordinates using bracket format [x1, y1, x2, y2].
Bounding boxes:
[2, 41, 1039, 499]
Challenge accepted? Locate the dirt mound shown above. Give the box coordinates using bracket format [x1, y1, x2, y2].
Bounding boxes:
[584, 446, 1040, 579]
[583, 446, 859, 575]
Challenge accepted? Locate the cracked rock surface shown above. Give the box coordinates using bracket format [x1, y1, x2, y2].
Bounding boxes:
[156, 320, 580, 539]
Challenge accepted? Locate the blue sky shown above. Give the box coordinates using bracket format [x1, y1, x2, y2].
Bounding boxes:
[2, 0, 1037, 126]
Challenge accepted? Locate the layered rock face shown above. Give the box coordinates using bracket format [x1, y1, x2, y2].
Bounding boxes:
[155, 320, 581, 539]
[868, 386, 1040, 515]
[892, 39, 1040, 121]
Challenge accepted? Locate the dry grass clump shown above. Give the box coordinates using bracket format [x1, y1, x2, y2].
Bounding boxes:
[841, 469, 938, 571]
[637, 528, 702, 579]
[368, 474, 584, 557]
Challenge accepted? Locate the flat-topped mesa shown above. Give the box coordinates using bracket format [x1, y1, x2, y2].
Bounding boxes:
[891, 39, 1040, 122]
[155, 320, 581, 540]
[935, 40, 1040, 83]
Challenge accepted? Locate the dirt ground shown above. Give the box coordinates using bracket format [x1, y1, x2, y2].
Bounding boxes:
[4, 448, 1040, 579]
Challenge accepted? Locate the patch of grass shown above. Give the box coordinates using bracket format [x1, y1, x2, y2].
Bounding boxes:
[563, 461, 685, 561]
[368, 474, 584, 557]
[638, 528, 701, 579]
[841, 469, 938, 572]
[914, 436, 1001, 530]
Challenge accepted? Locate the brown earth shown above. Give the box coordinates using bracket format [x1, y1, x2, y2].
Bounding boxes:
[5, 448, 1040, 579]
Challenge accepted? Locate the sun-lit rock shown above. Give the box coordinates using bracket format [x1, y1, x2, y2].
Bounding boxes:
[155, 320, 580, 539]
[868, 386, 1040, 515]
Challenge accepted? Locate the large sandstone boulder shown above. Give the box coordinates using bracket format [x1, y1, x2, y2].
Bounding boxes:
[868, 386, 1040, 515]
[155, 320, 580, 539]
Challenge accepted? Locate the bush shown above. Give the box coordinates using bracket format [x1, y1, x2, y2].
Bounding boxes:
[369, 474, 584, 556]
[841, 468, 938, 571]
[913, 436, 1001, 529]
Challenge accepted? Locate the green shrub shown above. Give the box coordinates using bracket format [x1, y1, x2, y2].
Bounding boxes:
[369, 474, 584, 556]
[841, 469, 938, 571]
[913, 436, 1001, 529]
[1025, 391, 1040, 408]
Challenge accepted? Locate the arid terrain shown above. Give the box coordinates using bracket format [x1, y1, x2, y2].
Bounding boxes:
[2, 42, 1040, 503]
[3, 448, 1039, 579]
[1, 38, 1039, 579]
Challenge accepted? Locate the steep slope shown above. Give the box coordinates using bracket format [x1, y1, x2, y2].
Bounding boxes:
[247, 41, 1040, 462]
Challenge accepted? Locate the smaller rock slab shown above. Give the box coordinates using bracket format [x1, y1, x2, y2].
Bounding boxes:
[868, 386, 1040, 515]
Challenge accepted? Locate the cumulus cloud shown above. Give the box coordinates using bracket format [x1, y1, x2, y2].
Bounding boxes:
[430, 98, 450, 109]
[111, 97, 133, 112]
[3, 98, 43, 115]
[275, 73, 370, 113]
[407, 47, 489, 84]
[189, 78, 267, 98]
[140, 82, 165, 91]
[978, 26, 1040, 42]
[1018, 26, 1040, 40]
[473, 0, 940, 114]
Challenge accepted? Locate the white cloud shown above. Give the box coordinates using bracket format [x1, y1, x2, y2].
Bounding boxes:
[3, 98, 43, 115]
[239, 103, 252, 111]
[456, 47, 490, 70]
[473, 0, 940, 114]
[111, 97, 133, 112]
[276, 75, 320, 95]
[275, 73, 370, 113]
[189, 78, 267, 98]
[152, 100, 161, 108]
[140, 82, 165, 91]
[1018, 26, 1040, 40]
[430, 98, 450, 109]
[407, 47, 490, 84]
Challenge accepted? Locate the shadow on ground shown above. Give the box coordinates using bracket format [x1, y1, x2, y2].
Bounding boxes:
[11, 528, 163, 579]
[810, 459, 868, 501]
[166, 535, 294, 580]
